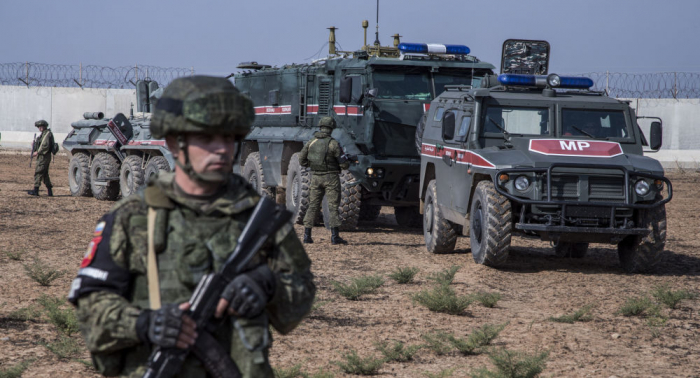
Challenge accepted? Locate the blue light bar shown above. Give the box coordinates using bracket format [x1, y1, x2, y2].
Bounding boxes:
[559, 76, 594, 89]
[498, 74, 594, 89]
[498, 74, 536, 86]
[398, 43, 470, 55]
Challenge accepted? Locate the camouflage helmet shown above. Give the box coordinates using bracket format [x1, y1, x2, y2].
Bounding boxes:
[318, 116, 336, 129]
[150, 75, 254, 139]
[35, 120, 48, 127]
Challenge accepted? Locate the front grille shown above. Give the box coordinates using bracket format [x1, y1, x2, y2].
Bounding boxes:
[544, 175, 578, 198]
[589, 176, 624, 199]
[542, 174, 626, 201]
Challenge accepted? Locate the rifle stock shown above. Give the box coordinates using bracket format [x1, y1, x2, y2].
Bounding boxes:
[142, 196, 292, 378]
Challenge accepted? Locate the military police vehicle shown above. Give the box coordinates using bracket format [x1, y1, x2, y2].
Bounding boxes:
[233, 22, 495, 229]
[418, 40, 672, 273]
[62, 80, 173, 201]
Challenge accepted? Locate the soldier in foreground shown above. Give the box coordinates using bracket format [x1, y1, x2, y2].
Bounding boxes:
[68, 76, 316, 377]
[299, 117, 349, 245]
[28, 120, 54, 196]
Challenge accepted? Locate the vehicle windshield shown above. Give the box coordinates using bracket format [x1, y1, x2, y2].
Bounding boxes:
[483, 106, 550, 135]
[373, 71, 431, 100]
[561, 109, 630, 139]
[434, 73, 475, 96]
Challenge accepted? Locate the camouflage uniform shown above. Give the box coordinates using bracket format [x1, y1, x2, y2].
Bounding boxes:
[299, 117, 349, 245]
[29, 120, 54, 196]
[68, 76, 315, 378]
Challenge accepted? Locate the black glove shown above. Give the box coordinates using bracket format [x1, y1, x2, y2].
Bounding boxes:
[220, 264, 276, 319]
[136, 304, 184, 348]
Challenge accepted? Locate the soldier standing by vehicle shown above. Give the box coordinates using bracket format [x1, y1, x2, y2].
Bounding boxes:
[28, 120, 54, 196]
[68, 76, 316, 378]
[299, 117, 349, 245]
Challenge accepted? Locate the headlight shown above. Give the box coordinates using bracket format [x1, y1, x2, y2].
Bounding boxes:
[514, 176, 530, 191]
[635, 180, 650, 196]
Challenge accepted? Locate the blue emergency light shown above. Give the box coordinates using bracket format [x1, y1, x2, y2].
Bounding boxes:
[398, 43, 470, 55]
[497, 74, 594, 89]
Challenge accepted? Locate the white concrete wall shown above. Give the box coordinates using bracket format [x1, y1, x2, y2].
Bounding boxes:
[0, 85, 135, 147]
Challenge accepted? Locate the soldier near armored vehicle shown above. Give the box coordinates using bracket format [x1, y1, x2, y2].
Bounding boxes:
[28, 120, 55, 196]
[299, 117, 349, 245]
[68, 76, 316, 378]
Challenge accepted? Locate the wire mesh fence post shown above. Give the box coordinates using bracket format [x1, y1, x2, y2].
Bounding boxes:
[25, 62, 29, 87]
[605, 71, 609, 95]
[135, 64, 139, 82]
[673, 72, 678, 99]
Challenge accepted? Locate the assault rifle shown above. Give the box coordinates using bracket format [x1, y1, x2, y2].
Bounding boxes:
[29, 133, 36, 167]
[143, 196, 292, 378]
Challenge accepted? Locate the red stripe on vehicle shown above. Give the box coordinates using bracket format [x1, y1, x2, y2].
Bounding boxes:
[420, 143, 495, 169]
[254, 105, 292, 115]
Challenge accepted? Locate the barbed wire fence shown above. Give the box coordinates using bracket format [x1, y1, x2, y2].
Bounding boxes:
[1, 62, 700, 99]
[571, 72, 700, 99]
[0, 62, 193, 89]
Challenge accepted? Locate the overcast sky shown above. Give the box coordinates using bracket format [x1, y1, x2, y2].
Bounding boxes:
[1, 0, 696, 76]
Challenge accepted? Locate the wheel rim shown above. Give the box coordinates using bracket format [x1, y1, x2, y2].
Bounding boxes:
[425, 200, 434, 233]
[125, 169, 133, 189]
[249, 171, 258, 190]
[70, 165, 79, 191]
[473, 202, 483, 244]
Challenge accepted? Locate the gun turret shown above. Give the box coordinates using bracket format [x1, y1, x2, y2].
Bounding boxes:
[83, 112, 104, 120]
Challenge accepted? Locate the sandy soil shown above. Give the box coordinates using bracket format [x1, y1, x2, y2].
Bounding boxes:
[0, 151, 698, 377]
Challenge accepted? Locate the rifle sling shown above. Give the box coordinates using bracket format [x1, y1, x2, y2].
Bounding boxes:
[147, 207, 162, 310]
[191, 330, 242, 378]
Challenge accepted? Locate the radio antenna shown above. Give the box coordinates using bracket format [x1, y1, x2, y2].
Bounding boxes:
[374, 0, 380, 46]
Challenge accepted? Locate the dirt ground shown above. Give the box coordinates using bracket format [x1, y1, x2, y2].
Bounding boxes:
[0, 151, 698, 378]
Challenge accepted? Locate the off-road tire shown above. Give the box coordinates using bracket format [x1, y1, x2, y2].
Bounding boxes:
[423, 180, 458, 253]
[555, 242, 589, 258]
[322, 170, 361, 230]
[285, 153, 311, 225]
[394, 206, 422, 228]
[359, 201, 381, 221]
[243, 152, 275, 199]
[618, 203, 667, 273]
[90, 152, 121, 201]
[469, 180, 511, 267]
[119, 155, 145, 198]
[68, 152, 92, 197]
[144, 156, 171, 183]
[415, 113, 427, 155]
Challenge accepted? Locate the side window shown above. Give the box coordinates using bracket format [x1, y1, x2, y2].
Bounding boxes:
[456, 115, 471, 142]
[442, 111, 456, 141]
[433, 107, 445, 122]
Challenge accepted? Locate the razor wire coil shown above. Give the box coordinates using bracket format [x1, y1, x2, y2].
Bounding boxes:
[0, 62, 193, 89]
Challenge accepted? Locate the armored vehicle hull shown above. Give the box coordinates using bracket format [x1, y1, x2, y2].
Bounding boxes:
[62, 111, 173, 200]
[234, 36, 494, 229]
[418, 49, 671, 272]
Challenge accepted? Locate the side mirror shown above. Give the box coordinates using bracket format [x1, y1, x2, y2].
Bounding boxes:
[650, 121, 662, 150]
[365, 88, 378, 98]
[443, 112, 455, 140]
[339, 77, 352, 103]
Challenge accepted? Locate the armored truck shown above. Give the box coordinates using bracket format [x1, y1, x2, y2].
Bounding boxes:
[62, 80, 174, 201]
[233, 22, 495, 229]
[418, 40, 671, 273]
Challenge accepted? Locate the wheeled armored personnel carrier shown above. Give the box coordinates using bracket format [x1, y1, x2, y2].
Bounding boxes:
[62, 80, 174, 200]
[233, 22, 495, 229]
[417, 40, 672, 273]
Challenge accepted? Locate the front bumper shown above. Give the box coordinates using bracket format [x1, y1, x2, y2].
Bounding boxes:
[494, 163, 672, 241]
